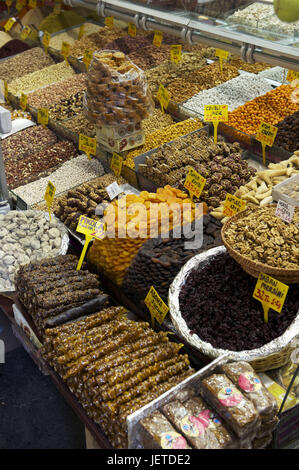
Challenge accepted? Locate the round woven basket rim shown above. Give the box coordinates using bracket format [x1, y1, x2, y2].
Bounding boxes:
[221, 208, 299, 276]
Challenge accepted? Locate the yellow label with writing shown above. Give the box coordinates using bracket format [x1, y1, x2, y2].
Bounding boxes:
[170, 45, 182, 64]
[111, 152, 123, 176]
[21, 26, 32, 40]
[223, 193, 246, 218]
[61, 41, 70, 62]
[253, 273, 289, 314]
[44, 181, 56, 207]
[28, 0, 37, 8]
[287, 70, 299, 81]
[16, 0, 25, 11]
[79, 133, 96, 157]
[204, 104, 228, 122]
[153, 30, 163, 47]
[144, 286, 169, 325]
[37, 108, 49, 127]
[6, 0, 13, 8]
[3, 81, 8, 101]
[4, 17, 16, 32]
[128, 22, 136, 37]
[42, 31, 51, 51]
[256, 122, 278, 147]
[216, 49, 229, 60]
[20, 93, 27, 111]
[78, 24, 85, 40]
[76, 215, 106, 240]
[157, 84, 170, 111]
[82, 49, 93, 70]
[184, 168, 206, 199]
[105, 17, 114, 28]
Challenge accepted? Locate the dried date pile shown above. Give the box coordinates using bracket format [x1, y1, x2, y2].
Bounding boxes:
[42, 308, 194, 448]
[179, 253, 299, 351]
[16, 254, 107, 336]
[123, 214, 222, 307]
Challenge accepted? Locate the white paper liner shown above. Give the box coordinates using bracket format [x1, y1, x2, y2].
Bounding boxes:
[168, 246, 299, 363]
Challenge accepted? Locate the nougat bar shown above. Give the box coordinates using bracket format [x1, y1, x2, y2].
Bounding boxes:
[140, 411, 191, 449]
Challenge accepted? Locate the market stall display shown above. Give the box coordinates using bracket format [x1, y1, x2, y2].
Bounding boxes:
[48, 23, 104, 50]
[274, 112, 299, 154]
[68, 27, 126, 58]
[0, 210, 69, 292]
[0, 47, 55, 83]
[0, 39, 31, 59]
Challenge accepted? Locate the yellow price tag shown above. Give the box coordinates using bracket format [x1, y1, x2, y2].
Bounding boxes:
[256, 122, 278, 166]
[79, 133, 96, 160]
[287, 70, 299, 81]
[37, 108, 49, 127]
[3, 81, 8, 101]
[184, 167, 206, 201]
[44, 181, 56, 220]
[223, 193, 246, 218]
[111, 152, 123, 176]
[16, 0, 25, 11]
[144, 286, 169, 326]
[78, 24, 85, 40]
[4, 17, 16, 32]
[61, 41, 70, 63]
[128, 22, 136, 37]
[216, 49, 229, 72]
[28, 0, 37, 8]
[76, 215, 106, 270]
[253, 273, 289, 324]
[170, 45, 182, 64]
[53, 0, 61, 14]
[6, 0, 13, 13]
[82, 49, 93, 71]
[156, 84, 170, 113]
[21, 26, 32, 40]
[153, 30, 163, 47]
[42, 31, 51, 53]
[204, 104, 228, 143]
[105, 17, 114, 28]
[20, 93, 27, 111]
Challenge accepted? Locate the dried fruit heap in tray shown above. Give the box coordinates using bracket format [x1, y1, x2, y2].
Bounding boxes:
[42, 307, 194, 448]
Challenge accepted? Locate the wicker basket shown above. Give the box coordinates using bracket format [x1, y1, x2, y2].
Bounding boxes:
[221, 208, 299, 284]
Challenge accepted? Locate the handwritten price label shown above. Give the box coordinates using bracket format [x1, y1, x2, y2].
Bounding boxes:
[37, 108, 49, 127]
[16, 0, 25, 11]
[256, 122, 278, 147]
[275, 199, 295, 224]
[76, 215, 106, 271]
[28, 0, 37, 8]
[223, 194, 246, 217]
[184, 168, 206, 200]
[42, 31, 51, 52]
[204, 104, 228, 122]
[170, 45, 182, 64]
[153, 30, 163, 47]
[61, 41, 70, 63]
[105, 17, 114, 28]
[128, 22, 136, 37]
[21, 26, 32, 40]
[4, 17, 16, 32]
[79, 134, 96, 159]
[145, 286, 169, 325]
[156, 84, 170, 112]
[253, 272, 289, 323]
[44, 181, 56, 207]
[111, 152, 123, 176]
[20, 93, 27, 111]
[82, 49, 93, 71]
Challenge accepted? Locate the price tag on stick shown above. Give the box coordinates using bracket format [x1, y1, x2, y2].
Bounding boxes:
[83, 49, 93, 71]
[145, 286, 169, 327]
[61, 41, 70, 65]
[37, 108, 48, 127]
[204, 104, 228, 144]
[79, 133, 96, 160]
[105, 17, 114, 28]
[42, 31, 51, 54]
[256, 122, 278, 166]
[111, 152, 123, 176]
[184, 167, 206, 201]
[4, 17, 16, 32]
[76, 215, 106, 270]
[128, 22, 136, 37]
[215, 49, 229, 73]
[153, 30, 163, 47]
[44, 181, 56, 220]
[20, 93, 27, 111]
[28, 0, 37, 8]
[3, 81, 8, 102]
[170, 45, 182, 64]
[78, 24, 85, 40]
[276, 199, 295, 224]
[16, 0, 25, 11]
[156, 84, 170, 113]
[253, 272, 289, 323]
[21, 26, 31, 40]
[223, 193, 246, 218]
[6, 0, 13, 15]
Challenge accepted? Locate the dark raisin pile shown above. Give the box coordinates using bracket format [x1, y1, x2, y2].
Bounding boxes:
[179, 253, 299, 351]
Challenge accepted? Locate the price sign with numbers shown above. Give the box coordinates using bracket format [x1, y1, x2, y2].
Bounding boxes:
[184, 167, 206, 200]
[223, 193, 246, 218]
[216, 49, 229, 72]
[275, 199, 295, 224]
[111, 152, 123, 176]
[76, 215, 106, 270]
[128, 22, 136, 37]
[37, 108, 49, 127]
[79, 134, 96, 160]
[170, 45, 182, 64]
[145, 286, 169, 326]
[253, 272, 289, 323]
[153, 30, 163, 47]
[256, 122, 278, 165]
[21, 26, 31, 40]
[156, 84, 170, 112]
[61, 41, 70, 64]
[44, 181, 56, 220]
[6, 0, 13, 14]
[42, 31, 51, 53]
[83, 49, 93, 71]
[78, 24, 85, 40]
[16, 0, 25, 11]
[105, 17, 114, 28]
[204, 104, 228, 143]
[4, 17, 16, 32]
[20, 93, 27, 111]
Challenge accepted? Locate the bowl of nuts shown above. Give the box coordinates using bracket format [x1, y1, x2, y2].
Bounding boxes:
[221, 204, 299, 284]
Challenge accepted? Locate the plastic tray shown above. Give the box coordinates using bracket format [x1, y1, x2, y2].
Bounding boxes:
[272, 174, 299, 207]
